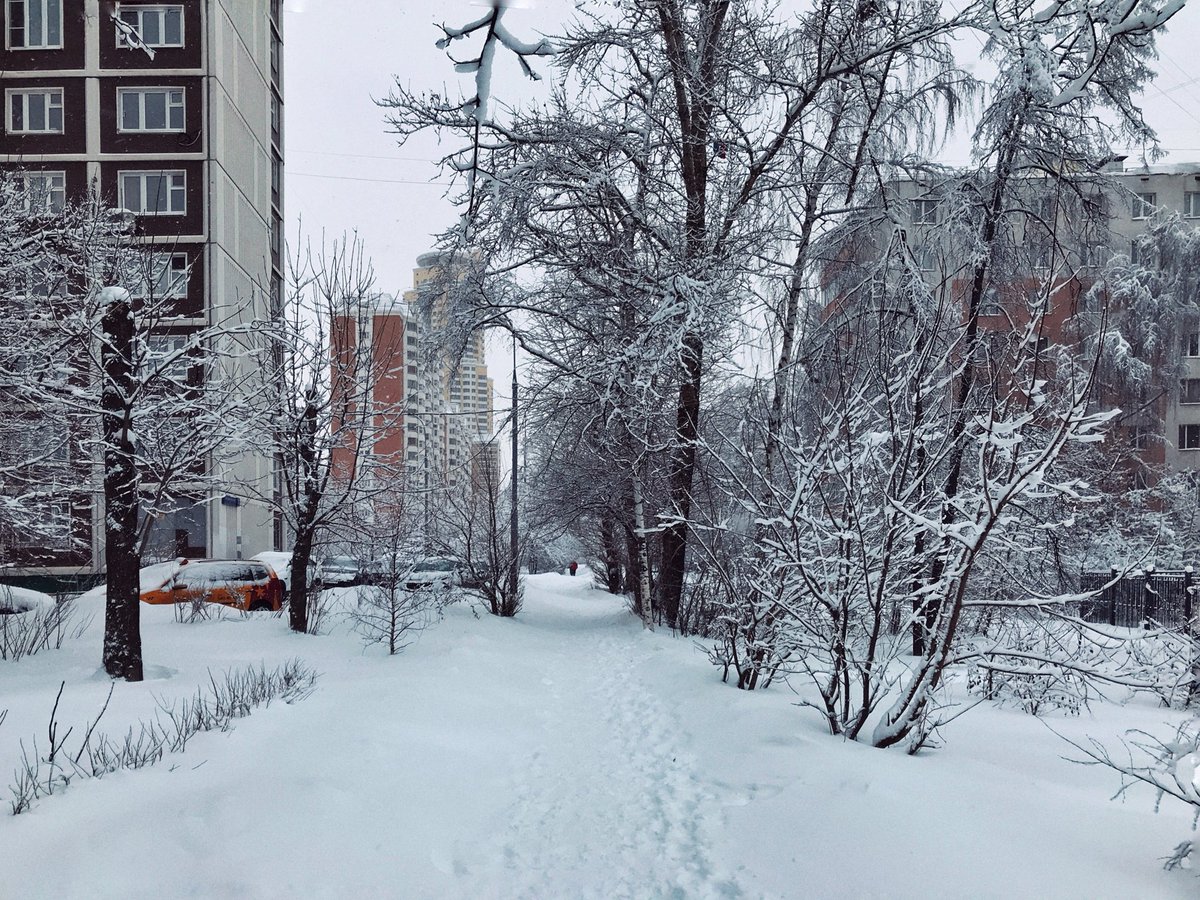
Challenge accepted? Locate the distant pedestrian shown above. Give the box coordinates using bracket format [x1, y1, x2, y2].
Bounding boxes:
[569, 560, 578, 577]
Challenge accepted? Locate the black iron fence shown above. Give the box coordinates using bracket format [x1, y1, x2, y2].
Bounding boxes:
[1080, 568, 1197, 629]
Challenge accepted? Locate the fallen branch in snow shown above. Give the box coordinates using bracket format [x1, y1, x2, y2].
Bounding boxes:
[1054, 717, 1200, 870]
[7, 660, 317, 814]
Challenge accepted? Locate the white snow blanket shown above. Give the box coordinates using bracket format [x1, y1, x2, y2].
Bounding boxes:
[0, 573, 1195, 898]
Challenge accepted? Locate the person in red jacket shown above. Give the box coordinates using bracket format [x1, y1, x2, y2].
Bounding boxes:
[568, 560, 578, 577]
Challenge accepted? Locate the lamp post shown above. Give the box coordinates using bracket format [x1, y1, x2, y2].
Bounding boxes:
[509, 334, 519, 605]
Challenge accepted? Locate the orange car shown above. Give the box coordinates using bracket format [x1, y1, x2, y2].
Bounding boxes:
[140, 559, 285, 612]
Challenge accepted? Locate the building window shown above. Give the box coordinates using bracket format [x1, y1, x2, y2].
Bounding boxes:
[116, 4, 183, 49]
[118, 88, 185, 132]
[1031, 242, 1052, 271]
[1034, 195, 1056, 225]
[133, 252, 188, 298]
[146, 335, 189, 382]
[914, 246, 935, 273]
[1185, 192, 1200, 219]
[10, 500, 72, 549]
[270, 93, 280, 146]
[7, 0, 62, 49]
[119, 170, 186, 215]
[911, 198, 939, 225]
[1182, 379, 1200, 405]
[1080, 242, 1105, 269]
[1185, 333, 1200, 358]
[15, 169, 65, 212]
[1180, 424, 1200, 450]
[1131, 191, 1156, 220]
[270, 32, 281, 83]
[1129, 423, 1151, 450]
[6, 88, 63, 133]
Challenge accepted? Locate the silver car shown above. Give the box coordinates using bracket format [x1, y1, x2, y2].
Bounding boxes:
[316, 556, 363, 587]
[404, 557, 461, 591]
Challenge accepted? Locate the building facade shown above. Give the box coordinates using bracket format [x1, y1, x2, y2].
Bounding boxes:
[828, 160, 1200, 483]
[332, 253, 497, 516]
[1, 0, 283, 581]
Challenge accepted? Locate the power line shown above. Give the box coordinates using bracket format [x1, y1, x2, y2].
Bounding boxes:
[288, 171, 447, 186]
[290, 148, 437, 163]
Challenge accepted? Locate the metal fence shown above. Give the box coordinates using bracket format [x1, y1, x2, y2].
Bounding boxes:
[1080, 569, 1196, 629]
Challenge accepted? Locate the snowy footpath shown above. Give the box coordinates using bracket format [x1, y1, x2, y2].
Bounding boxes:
[1, 573, 1197, 899]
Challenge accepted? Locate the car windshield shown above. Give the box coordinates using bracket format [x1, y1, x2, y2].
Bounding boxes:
[323, 557, 358, 568]
[413, 558, 455, 572]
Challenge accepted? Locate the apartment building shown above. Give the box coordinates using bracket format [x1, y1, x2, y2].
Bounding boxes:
[831, 160, 1200, 479]
[332, 253, 497, 513]
[404, 252, 496, 490]
[1, 0, 284, 582]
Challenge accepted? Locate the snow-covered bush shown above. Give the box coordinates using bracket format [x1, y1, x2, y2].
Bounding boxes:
[0, 589, 85, 662]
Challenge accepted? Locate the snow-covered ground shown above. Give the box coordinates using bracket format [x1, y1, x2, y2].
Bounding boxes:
[0, 573, 1196, 899]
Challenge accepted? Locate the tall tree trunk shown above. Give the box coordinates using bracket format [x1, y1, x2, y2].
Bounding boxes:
[653, 1, 730, 629]
[658, 333, 703, 628]
[599, 515, 622, 594]
[289, 525, 316, 634]
[101, 290, 143, 682]
[631, 472, 655, 630]
[289, 397, 321, 633]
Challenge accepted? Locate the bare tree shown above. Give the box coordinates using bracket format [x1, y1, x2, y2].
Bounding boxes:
[0, 173, 259, 681]
[434, 443, 522, 618]
[242, 235, 405, 634]
[352, 500, 436, 654]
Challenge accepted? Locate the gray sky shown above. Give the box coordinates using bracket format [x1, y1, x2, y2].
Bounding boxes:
[282, 0, 1200, 399]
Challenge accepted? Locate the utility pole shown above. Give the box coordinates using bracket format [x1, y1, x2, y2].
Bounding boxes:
[509, 334, 519, 604]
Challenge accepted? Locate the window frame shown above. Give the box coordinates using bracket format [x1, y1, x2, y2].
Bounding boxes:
[1185, 192, 1200, 219]
[911, 198, 939, 226]
[1180, 423, 1200, 451]
[132, 252, 189, 299]
[1131, 191, 1157, 220]
[1182, 379, 1200, 406]
[9, 500, 72, 549]
[6, 0, 63, 50]
[14, 169, 65, 213]
[6, 87, 64, 134]
[145, 334, 190, 383]
[1185, 333, 1200, 358]
[116, 86, 185, 133]
[115, 3, 184, 50]
[118, 169, 187, 216]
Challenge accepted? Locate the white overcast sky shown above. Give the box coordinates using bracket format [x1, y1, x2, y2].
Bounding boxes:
[281, 0, 1200, 395]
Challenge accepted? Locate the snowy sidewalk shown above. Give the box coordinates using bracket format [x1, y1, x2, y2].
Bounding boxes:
[1, 573, 1196, 899]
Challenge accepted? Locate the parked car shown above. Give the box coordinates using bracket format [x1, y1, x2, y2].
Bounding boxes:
[252, 551, 294, 602]
[404, 557, 462, 591]
[139, 559, 285, 612]
[362, 553, 408, 587]
[316, 556, 364, 587]
[0, 585, 57, 615]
